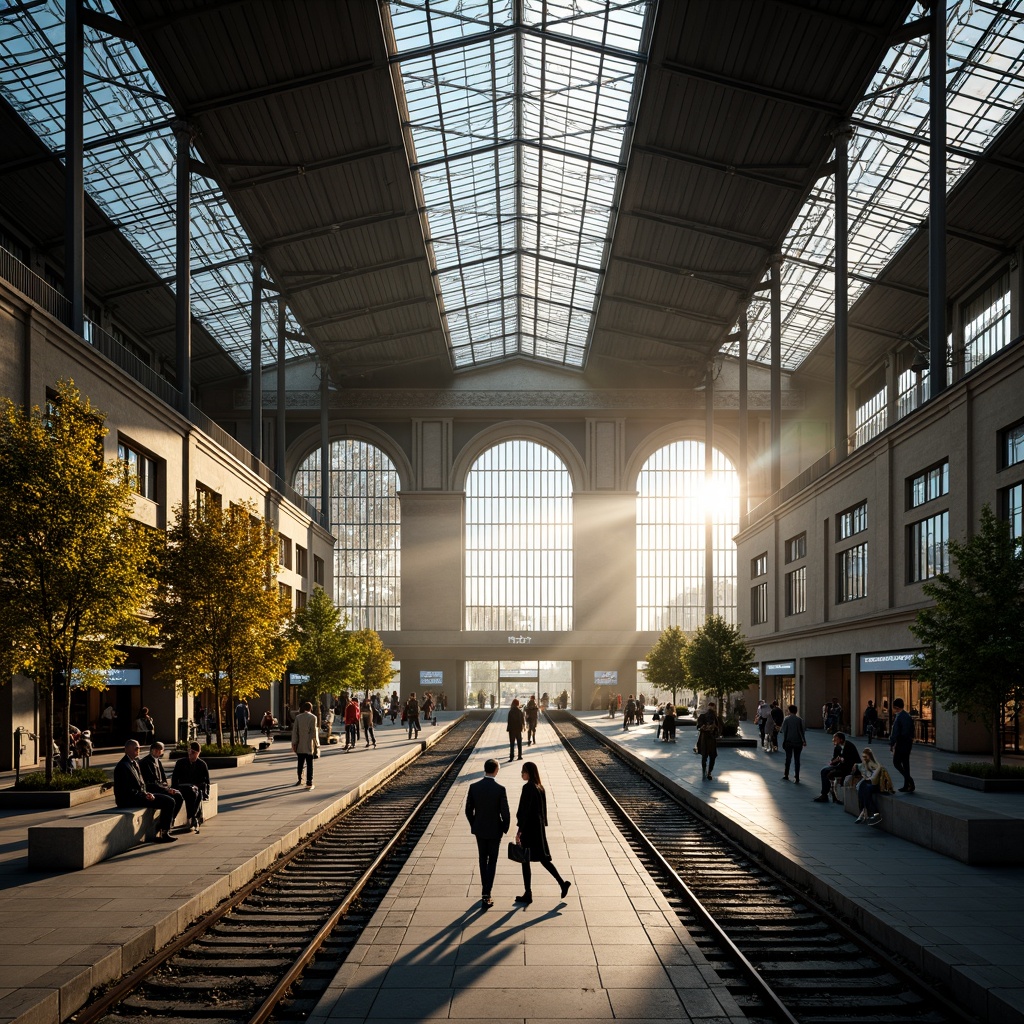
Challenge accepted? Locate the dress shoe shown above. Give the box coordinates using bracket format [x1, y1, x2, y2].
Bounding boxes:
[781, 775, 789, 781]
[154, 832, 177, 843]
[560, 880, 571, 899]
[867, 813, 883, 826]
[294, 778, 303, 786]
[514, 893, 533, 905]
[812, 795, 829, 802]
[898, 785, 910, 792]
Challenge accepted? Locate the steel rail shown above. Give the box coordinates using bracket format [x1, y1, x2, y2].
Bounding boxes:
[548, 714, 802, 1024]
[73, 715, 486, 1024]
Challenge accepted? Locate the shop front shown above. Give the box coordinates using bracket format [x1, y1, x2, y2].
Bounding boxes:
[857, 650, 933, 745]
[763, 659, 796, 710]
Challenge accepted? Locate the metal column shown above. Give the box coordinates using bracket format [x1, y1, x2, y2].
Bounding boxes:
[276, 300, 287, 487]
[704, 360, 714, 622]
[250, 254, 262, 460]
[834, 124, 852, 460]
[319, 366, 330, 529]
[738, 311, 748, 518]
[769, 254, 783, 494]
[64, 0, 84, 336]
[173, 121, 192, 415]
[928, 4, 947, 398]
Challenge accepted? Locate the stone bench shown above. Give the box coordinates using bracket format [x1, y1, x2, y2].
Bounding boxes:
[841, 783, 1024, 865]
[28, 784, 219, 871]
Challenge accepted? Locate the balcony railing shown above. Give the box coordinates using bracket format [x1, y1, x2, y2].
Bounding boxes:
[0, 245, 327, 530]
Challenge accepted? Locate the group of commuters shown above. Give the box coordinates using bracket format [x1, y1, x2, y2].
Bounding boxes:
[465, 756, 571, 910]
[505, 696, 541, 760]
[113, 738, 211, 842]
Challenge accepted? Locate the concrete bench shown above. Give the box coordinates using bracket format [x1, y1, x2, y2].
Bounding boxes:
[841, 784, 1024, 865]
[28, 784, 219, 871]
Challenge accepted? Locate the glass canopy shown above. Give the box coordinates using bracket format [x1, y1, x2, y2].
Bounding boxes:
[386, 0, 655, 369]
[0, 0, 314, 368]
[730, 0, 1024, 370]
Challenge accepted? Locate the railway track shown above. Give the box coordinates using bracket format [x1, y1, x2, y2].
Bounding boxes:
[71, 714, 490, 1024]
[546, 712, 975, 1024]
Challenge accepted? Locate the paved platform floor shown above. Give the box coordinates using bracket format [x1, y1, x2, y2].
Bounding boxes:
[582, 710, 1024, 1024]
[0, 714, 461, 1024]
[306, 714, 743, 1024]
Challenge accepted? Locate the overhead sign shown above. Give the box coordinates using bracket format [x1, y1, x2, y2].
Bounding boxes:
[74, 667, 141, 687]
[594, 671, 618, 686]
[858, 651, 920, 673]
[420, 670, 443, 686]
[764, 661, 796, 676]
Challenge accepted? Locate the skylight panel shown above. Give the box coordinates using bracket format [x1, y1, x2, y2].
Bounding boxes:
[0, 0, 315, 369]
[387, 0, 654, 369]
[726, 0, 1024, 371]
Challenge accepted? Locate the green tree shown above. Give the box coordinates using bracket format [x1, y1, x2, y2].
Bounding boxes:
[685, 614, 755, 717]
[0, 381, 155, 779]
[911, 505, 1024, 769]
[286, 587, 362, 708]
[643, 625, 690, 704]
[153, 501, 295, 748]
[355, 628, 397, 697]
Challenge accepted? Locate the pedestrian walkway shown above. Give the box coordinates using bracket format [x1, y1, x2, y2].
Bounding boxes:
[581, 710, 1024, 1024]
[307, 713, 743, 1023]
[0, 714, 458, 1024]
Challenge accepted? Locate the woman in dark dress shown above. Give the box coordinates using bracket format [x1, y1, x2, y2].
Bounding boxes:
[514, 761, 571, 905]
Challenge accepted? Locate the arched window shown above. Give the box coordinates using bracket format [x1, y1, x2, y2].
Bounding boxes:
[293, 441, 400, 630]
[466, 440, 572, 631]
[637, 441, 738, 631]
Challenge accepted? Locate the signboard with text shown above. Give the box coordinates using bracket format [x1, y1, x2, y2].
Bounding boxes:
[594, 671, 618, 687]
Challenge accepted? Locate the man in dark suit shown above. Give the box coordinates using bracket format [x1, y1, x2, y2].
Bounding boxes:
[113, 739, 178, 843]
[139, 741, 185, 832]
[465, 758, 510, 909]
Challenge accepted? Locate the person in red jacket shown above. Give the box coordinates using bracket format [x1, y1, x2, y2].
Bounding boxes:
[343, 697, 360, 750]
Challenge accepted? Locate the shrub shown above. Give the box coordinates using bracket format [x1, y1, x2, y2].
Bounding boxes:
[678, 707, 691, 717]
[721, 718, 739, 738]
[15, 768, 110, 791]
[175, 743, 254, 757]
[947, 762, 1024, 780]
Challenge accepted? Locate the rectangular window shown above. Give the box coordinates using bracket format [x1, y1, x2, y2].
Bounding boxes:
[196, 484, 221, 515]
[854, 381, 887, 449]
[785, 566, 807, 616]
[1002, 482, 1023, 541]
[751, 581, 768, 625]
[909, 461, 949, 509]
[837, 542, 868, 603]
[963, 270, 1011, 373]
[117, 438, 158, 501]
[1002, 421, 1024, 470]
[837, 502, 868, 541]
[751, 553, 768, 578]
[908, 511, 949, 583]
[278, 582, 292, 608]
[295, 590, 307, 610]
[313, 555, 325, 587]
[278, 536, 293, 570]
[296, 545, 308, 578]
[785, 533, 806, 563]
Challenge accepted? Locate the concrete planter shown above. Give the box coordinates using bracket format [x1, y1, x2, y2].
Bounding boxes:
[933, 769, 1024, 793]
[0, 783, 112, 809]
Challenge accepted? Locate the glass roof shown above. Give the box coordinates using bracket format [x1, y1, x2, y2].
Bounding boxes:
[0, 0, 313, 368]
[386, 0, 654, 369]
[729, 0, 1024, 370]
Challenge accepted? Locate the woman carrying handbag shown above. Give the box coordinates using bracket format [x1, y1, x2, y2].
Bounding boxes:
[512, 761, 571, 906]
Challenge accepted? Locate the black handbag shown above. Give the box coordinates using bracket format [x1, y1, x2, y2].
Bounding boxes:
[507, 841, 528, 863]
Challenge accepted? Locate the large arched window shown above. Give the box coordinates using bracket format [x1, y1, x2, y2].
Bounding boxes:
[294, 441, 400, 630]
[637, 441, 738, 631]
[466, 440, 572, 631]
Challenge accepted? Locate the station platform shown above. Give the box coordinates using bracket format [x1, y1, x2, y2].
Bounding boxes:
[0, 714, 463, 1024]
[1, 709, 1021, 1024]
[581, 710, 1024, 1024]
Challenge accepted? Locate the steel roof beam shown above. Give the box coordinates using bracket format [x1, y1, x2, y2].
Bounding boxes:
[612, 254, 751, 293]
[282, 256, 426, 294]
[305, 295, 435, 330]
[261, 210, 411, 250]
[628, 209, 774, 250]
[603, 293, 731, 327]
[224, 144, 403, 192]
[632, 143, 807, 190]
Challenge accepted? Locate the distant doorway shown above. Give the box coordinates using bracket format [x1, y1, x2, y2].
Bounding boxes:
[465, 660, 572, 709]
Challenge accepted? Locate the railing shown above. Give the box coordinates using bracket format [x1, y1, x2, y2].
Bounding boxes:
[743, 447, 840, 529]
[0, 245, 328, 531]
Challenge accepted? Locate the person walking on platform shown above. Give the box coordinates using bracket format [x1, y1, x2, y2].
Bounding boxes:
[113, 739, 178, 843]
[769, 700, 784, 752]
[360, 695, 376, 748]
[863, 699, 879, 743]
[889, 697, 915, 792]
[525, 696, 539, 746]
[405, 692, 421, 740]
[661, 703, 677, 743]
[291, 701, 320, 790]
[779, 704, 807, 782]
[465, 758, 510, 909]
[623, 694, 636, 730]
[513, 760, 571, 906]
[171, 741, 211, 833]
[234, 700, 249, 744]
[343, 697, 360, 749]
[507, 698, 525, 761]
[696, 702, 722, 780]
[389, 690, 400, 724]
[139, 741, 184, 829]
